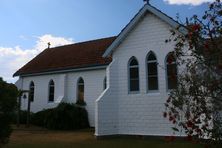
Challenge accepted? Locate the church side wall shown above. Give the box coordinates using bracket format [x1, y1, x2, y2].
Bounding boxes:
[19, 69, 106, 127]
[96, 13, 185, 136]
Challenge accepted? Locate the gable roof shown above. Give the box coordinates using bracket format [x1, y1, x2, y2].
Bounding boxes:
[13, 36, 116, 77]
[103, 4, 187, 57]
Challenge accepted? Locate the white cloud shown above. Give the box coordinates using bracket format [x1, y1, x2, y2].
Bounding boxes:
[0, 34, 74, 83]
[35, 34, 74, 52]
[164, 0, 214, 6]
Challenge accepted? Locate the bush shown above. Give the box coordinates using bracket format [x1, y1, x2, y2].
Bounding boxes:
[32, 103, 89, 130]
[76, 99, 86, 106]
[0, 113, 12, 144]
[31, 109, 53, 127]
[0, 77, 18, 144]
[11, 110, 34, 124]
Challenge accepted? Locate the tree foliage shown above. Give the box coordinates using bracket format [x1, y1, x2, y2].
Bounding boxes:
[164, 0, 222, 146]
[0, 77, 18, 144]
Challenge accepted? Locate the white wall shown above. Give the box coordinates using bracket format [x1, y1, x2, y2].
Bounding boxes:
[95, 60, 119, 135]
[96, 12, 182, 136]
[19, 69, 106, 127]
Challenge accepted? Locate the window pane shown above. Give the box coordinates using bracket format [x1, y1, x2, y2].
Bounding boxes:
[78, 85, 84, 101]
[50, 87, 54, 93]
[130, 67, 139, 78]
[167, 54, 176, 63]
[77, 78, 84, 101]
[167, 64, 177, 75]
[130, 79, 139, 91]
[79, 78, 84, 84]
[167, 63, 177, 89]
[168, 77, 177, 89]
[129, 57, 139, 92]
[148, 76, 158, 90]
[49, 81, 54, 102]
[148, 53, 156, 61]
[148, 63, 157, 75]
[29, 89, 34, 102]
[49, 94, 54, 102]
[103, 77, 107, 90]
[29, 82, 34, 102]
[130, 59, 138, 66]
[79, 85, 84, 92]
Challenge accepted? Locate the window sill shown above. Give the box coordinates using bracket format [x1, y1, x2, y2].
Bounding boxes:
[146, 91, 160, 96]
[128, 92, 140, 95]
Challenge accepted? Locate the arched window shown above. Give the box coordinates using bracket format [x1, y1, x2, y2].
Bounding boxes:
[48, 80, 55, 102]
[147, 52, 158, 91]
[166, 52, 177, 90]
[128, 57, 139, 92]
[77, 77, 84, 101]
[29, 81, 35, 102]
[103, 76, 107, 90]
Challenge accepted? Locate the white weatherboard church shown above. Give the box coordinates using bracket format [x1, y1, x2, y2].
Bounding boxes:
[14, 3, 186, 136]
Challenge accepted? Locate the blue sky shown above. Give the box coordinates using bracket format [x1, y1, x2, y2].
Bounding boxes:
[0, 0, 213, 83]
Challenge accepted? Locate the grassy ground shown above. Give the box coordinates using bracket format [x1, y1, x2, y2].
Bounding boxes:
[4, 125, 202, 148]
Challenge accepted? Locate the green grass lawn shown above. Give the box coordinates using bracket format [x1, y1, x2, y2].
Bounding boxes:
[4, 125, 202, 148]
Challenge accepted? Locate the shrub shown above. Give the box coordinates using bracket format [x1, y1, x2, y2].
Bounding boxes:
[0, 77, 18, 144]
[76, 99, 86, 106]
[0, 113, 12, 144]
[12, 110, 34, 124]
[32, 103, 89, 130]
[31, 109, 52, 127]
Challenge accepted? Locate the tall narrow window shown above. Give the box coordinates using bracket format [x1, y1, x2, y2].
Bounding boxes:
[77, 77, 84, 101]
[103, 76, 107, 90]
[29, 81, 35, 102]
[147, 52, 158, 91]
[48, 80, 55, 102]
[166, 52, 177, 90]
[129, 57, 139, 92]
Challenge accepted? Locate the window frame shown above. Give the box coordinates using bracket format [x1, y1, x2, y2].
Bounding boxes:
[77, 77, 84, 101]
[165, 52, 178, 91]
[48, 80, 55, 103]
[146, 51, 159, 92]
[128, 56, 140, 94]
[29, 81, 35, 102]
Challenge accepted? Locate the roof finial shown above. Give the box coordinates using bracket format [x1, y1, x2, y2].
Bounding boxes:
[47, 42, 51, 49]
[143, 0, 150, 4]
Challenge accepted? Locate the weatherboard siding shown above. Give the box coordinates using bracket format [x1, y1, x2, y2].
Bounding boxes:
[19, 69, 106, 127]
[95, 60, 119, 135]
[16, 10, 185, 136]
[96, 13, 181, 136]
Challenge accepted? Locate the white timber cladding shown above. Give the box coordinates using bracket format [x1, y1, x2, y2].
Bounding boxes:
[19, 69, 106, 127]
[15, 6, 186, 137]
[95, 60, 119, 135]
[96, 12, 182, 136]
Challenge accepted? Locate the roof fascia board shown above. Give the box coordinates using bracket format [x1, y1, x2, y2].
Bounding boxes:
[102, 5, 147, 57]
[146, 5, 187, 34]
[103, 4, 187, 57]
[18, 65, 108, 77]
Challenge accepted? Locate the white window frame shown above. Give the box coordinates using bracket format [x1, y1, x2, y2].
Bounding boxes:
[146, 51, 159, 92]
[128, 57, 140, 94]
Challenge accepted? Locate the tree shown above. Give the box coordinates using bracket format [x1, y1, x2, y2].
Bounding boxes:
[164, 0, 222, 146]
[0, 77, 18, 145]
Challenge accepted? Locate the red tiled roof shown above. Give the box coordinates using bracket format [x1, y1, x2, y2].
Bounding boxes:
[13, 36, 116, 76]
